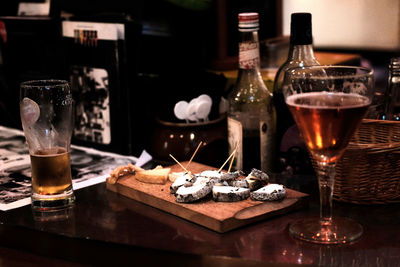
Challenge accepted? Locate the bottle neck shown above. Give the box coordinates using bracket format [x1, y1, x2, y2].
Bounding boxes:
[238, 30, 260, 70]
[385, 60, 400, 119]
[287, 44, 316, 62]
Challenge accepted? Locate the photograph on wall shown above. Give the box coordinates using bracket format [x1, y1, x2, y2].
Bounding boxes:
[70, 66, 111, 145]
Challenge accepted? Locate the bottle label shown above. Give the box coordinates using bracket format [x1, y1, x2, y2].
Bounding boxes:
[260, 116, 274, 171]
[259, 120, 269, 171]
[227, 117, 243, 170]
[239, 41, 260, 69]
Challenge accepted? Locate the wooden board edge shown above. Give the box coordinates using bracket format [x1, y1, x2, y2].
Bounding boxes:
[219, 195, 309, 233]
[107, 182, 226, 233]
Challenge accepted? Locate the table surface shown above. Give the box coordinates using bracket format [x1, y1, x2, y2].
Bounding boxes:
[0, 171, 399, 267]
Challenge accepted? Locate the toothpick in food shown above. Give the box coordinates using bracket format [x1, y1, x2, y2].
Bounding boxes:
[218, 143, 239, 173]
[227, 142, 239, 173]
[185, 141, 202, 169]
[169, 154, 190, 173]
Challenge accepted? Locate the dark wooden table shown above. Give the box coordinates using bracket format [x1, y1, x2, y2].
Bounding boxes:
[0, 173, 399, 266]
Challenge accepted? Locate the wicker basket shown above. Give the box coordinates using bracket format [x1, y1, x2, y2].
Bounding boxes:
[335, 119, 400, 204]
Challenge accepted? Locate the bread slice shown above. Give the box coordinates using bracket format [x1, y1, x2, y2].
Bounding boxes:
[108, 164, 144, 184]
[135, 167, 171, 184]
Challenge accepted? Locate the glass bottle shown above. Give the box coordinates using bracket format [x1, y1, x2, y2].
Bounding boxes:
[384, 57, 400, 120]
[228, 12, 275, 173]
[273, 12, 319, 174]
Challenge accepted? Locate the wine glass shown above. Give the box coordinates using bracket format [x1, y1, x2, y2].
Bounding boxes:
[283, 66, 374, 244]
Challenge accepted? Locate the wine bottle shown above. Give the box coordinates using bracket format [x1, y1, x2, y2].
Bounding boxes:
[383, 57, 400, 120]
[228, 12, 275, 173]
[273, 12, 319, 174]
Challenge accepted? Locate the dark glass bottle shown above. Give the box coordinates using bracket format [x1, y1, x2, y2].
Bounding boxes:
[273, 13, 319, 175]
[228, 12, 275, 173]
[384, 57, 400, 120]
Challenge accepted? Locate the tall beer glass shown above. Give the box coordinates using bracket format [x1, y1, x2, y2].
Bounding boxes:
[20, 80, 75, 210]
[284, 66, 374, 244]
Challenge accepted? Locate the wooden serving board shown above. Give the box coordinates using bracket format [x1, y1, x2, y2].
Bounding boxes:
[106, 162, 308, 233]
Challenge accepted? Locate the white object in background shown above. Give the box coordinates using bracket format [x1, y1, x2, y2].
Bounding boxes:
[174, 94, 213, 122]
[282, 0, 400, 50]
[195, 100, 212, 121]
[62, 21, 125, 41]
[186, 98, 199, 122]
[135, 150, 153, 167]
[219, 96, 228, 114]
[18, 0, 50, 16]
[174, 101, 189, 121]
[197, 94, 213, 105]
[195, 94, 212, 121]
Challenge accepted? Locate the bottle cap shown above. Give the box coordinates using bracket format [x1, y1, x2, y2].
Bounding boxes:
[238, 12, 259, 32]
[290, 13, 312, 45]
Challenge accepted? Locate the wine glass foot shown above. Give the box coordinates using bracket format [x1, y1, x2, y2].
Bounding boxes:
[289, 216, 363, 245]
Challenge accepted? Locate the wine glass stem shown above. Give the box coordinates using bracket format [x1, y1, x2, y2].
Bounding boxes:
[316, 161, 336, 224]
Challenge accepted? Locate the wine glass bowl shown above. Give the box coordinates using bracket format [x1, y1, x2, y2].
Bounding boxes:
[283, 66, 374, 244]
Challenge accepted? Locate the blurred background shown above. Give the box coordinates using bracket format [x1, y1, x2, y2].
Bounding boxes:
[0, 0, 398, 163]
